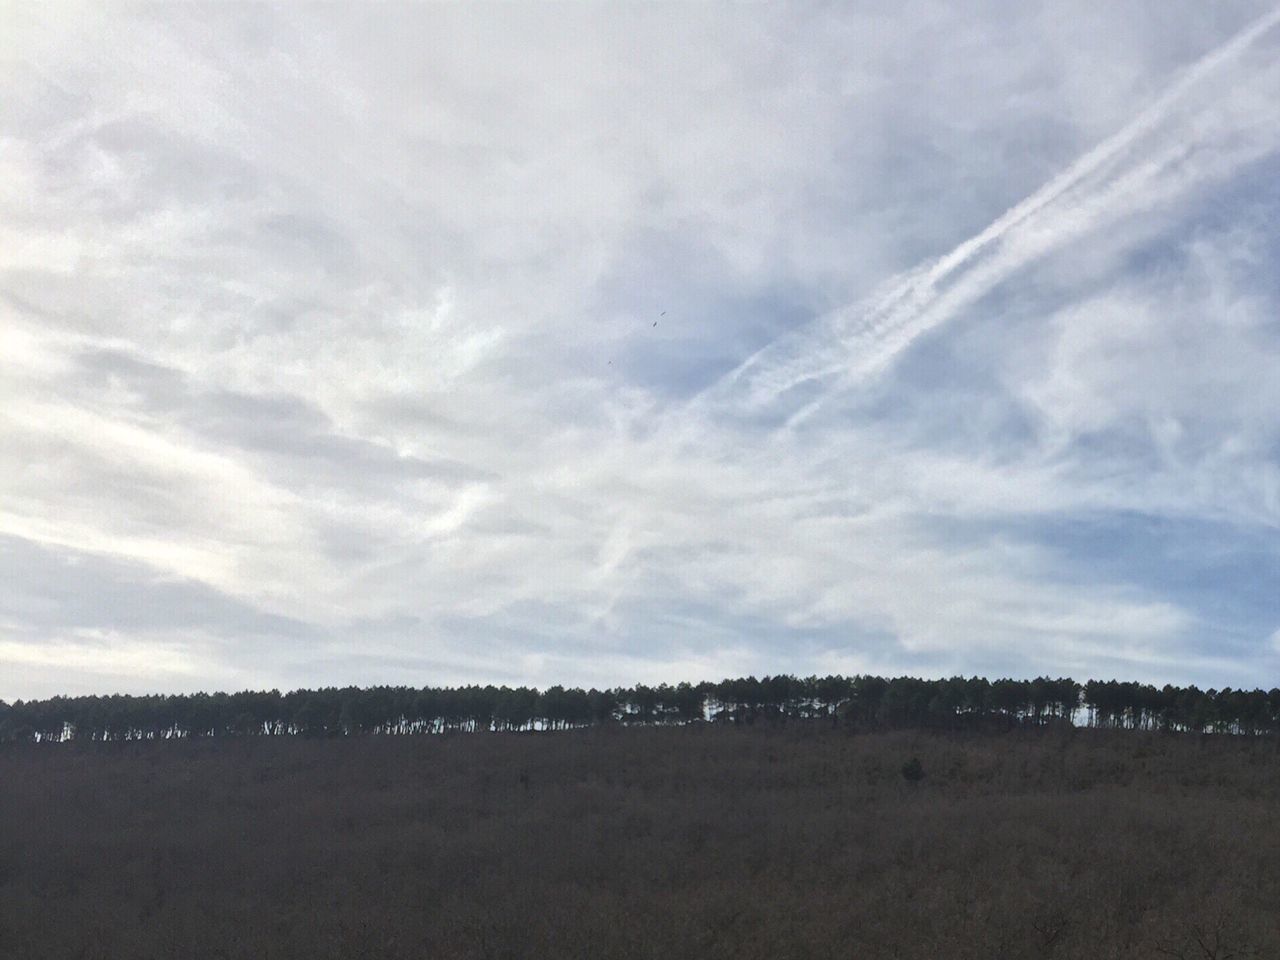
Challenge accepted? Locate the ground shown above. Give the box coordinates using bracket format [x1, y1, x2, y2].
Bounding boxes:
[2, 724, 1278, 959]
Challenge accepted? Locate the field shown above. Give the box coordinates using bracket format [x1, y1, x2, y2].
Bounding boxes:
[2, 724, 1279, 959]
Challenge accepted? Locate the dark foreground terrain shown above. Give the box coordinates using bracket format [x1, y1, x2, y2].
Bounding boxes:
[2, 725, 1279, 959]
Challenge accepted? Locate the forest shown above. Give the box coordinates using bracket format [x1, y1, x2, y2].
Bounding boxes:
[5, 675, 1280, 957]
[2, 673, 1279, 742]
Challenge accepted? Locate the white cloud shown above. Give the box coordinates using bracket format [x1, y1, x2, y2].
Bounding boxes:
[2, 2, 1279, 696]
[707, 5, 1280, 422]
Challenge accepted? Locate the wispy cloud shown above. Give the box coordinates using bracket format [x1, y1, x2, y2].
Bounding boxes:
[3, 3, 1280, 697]
[706, 6, 1280, 423]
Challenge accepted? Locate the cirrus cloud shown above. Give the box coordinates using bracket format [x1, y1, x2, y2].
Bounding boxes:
[3, 1, 1280, 698]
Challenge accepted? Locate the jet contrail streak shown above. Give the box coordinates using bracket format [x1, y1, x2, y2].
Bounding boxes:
[698, 6, 1280, 423]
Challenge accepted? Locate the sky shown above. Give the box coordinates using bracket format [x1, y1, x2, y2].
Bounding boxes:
[3, 2, 1280, 699]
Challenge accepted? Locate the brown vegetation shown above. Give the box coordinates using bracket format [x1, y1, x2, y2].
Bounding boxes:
[2, 724, 1279, 959]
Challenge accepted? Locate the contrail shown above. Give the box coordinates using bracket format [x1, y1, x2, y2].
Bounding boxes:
[699, 5, 1280, 423]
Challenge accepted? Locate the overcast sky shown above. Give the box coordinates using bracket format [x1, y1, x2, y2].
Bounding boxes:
[4, 2, 1280, 699]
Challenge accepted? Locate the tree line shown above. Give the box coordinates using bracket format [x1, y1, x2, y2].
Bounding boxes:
[0, 674, 1277, 742]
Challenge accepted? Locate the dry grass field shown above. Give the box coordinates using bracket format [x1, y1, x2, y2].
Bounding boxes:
[2, 724, 1279, 959]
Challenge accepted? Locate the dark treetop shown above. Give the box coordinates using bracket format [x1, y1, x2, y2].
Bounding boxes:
[2, 674, 1276, 742]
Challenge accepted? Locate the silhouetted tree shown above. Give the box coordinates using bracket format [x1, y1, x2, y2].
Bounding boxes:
[2, 672, 1276, 744]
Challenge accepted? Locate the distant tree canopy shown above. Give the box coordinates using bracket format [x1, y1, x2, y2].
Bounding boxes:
[0, 675, 1277, 743]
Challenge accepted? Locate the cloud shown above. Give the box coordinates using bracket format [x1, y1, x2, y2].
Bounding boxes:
[706, 5, 1280, 423]
[2, 2, 1280, 696]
